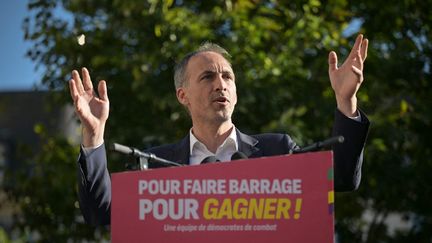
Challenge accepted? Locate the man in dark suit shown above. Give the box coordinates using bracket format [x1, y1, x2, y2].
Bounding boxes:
[69, 35, 369, 226]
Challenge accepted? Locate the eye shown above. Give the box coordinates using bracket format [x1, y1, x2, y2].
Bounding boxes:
[223, 73, 233, 81]
[201, 73, 213, 81]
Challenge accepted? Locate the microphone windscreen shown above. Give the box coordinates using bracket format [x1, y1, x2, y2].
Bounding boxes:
[231, 151, 248, 160]
[201, 156, 219, 164]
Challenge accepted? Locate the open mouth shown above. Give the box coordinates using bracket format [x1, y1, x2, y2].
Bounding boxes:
[214, 96, 229, 104]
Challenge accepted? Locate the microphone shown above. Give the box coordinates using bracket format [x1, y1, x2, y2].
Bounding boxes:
[200, 156, 220, 164]
[231, 151, 248, 160]
[110, 143, 183, 168]
[291, 135, 344, 154]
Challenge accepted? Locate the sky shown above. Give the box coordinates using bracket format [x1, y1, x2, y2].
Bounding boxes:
[0, 1, 41, 91]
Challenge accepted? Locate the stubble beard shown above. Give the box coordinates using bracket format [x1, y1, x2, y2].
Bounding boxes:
[211, 105, 234, 124]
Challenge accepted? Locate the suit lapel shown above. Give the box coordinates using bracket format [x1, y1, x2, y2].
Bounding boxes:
[236, 129, 262, 158]
[171, 134, 190, 165]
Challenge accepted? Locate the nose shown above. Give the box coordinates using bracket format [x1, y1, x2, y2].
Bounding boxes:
[214, 74, 227, 91]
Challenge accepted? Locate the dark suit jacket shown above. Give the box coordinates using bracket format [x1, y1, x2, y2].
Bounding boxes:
[77, 109, 369, 226]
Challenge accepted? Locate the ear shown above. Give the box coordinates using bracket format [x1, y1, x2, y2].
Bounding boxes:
[176, 87, 189, 106]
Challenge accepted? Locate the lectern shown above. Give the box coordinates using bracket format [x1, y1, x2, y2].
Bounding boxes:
[111, 151, 334, 243]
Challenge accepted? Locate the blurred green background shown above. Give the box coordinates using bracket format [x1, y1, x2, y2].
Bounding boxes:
[0, 0, 431, 242]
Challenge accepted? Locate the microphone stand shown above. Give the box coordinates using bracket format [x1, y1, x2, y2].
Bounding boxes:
[291, 136, 344, 154]
[110, 143, 183, 170]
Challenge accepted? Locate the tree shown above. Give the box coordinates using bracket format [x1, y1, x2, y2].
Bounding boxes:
[336, 1, 432, 242]
[2, 0, 431, 241]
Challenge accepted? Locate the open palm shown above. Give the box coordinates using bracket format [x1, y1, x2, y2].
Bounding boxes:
[69, 68, 109, 146]
[328, 34, 368, 116]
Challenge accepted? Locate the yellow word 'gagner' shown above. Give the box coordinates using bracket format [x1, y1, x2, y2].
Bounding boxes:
[203, 198, 300, 220]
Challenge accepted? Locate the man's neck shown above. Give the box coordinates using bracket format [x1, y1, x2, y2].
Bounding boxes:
[191, 120, 234, 153]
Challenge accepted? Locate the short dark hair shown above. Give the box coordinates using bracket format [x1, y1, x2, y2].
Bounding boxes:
[174, 42, 231, 89]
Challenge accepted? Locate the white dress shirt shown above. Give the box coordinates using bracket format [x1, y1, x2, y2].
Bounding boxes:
[189, 126, 238, 165]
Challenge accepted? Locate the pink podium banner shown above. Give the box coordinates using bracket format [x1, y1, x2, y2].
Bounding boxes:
[111, 151, 334, 243]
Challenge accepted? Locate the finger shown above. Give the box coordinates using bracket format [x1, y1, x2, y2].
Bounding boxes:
[72, 70, 85, 94]
[348, 34, 363, 59]
[69, 79, 79, 101]
[328, 51, 338, 72]
[355, 51, 363, 69]
[81, 67, 94, 91]
[361, 38, 368, 62]
[98, 80, 109, 101]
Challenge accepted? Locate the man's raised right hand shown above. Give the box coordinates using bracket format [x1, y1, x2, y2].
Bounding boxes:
[69, 67, 109, 147]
